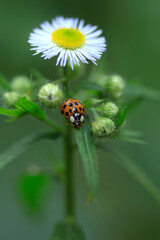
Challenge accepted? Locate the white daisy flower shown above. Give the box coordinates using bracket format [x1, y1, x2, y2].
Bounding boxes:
[28, 16, 106, 70]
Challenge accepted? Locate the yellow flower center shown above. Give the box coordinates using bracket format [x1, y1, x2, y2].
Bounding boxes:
[51, 28, 85, 49]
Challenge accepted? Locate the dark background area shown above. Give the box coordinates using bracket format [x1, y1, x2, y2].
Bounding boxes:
[0, 0, 160, 239]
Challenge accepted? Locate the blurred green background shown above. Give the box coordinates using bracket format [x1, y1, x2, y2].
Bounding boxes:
[0, 0, 160, 239]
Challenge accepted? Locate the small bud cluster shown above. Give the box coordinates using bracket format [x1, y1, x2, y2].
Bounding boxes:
[38, 83, 63, 108]
[3, 75, 31, 107]
[90, 74, 126, 137]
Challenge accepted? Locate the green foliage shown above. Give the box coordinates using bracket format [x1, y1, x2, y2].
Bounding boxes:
[115, 106, 127, 127]
[108, 148, 160, 204]
[126, 97, 143, 116]
[118, 129, 147, 144]
[51, 222, 86, 240]
[124, 83, 160, 100]
[0, 131, 59, 170]
[82, 98, 104, 109]
[74, 122, 98, 198]
[1, 64, 160, 240]
[0, 107, 25, 118]
[18, 172, 52, 212]
[74, 81, 103, 94]
[15, 97, 46, 120]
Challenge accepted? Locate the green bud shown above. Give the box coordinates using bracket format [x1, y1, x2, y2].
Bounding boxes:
[104, 75, 125, 98]
[92, 117, 115, 137]
[4, 92, 20, 107]
[99, 102, 119, 118]
[38, 83, 63, 108]
[11, 76, 30, 94]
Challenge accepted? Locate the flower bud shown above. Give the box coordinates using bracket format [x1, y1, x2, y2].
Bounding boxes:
[11, 76, 30, 94]
[92, 117, 115, 137]
[99, 102, 119, 118]
[104, 75, 125, 98]
[4, 92, 20, 107]
[38, 83, 63, 108]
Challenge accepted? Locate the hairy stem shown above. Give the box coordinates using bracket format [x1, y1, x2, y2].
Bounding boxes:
[64, 126, 74, 222]
[63, 66, 75, 222]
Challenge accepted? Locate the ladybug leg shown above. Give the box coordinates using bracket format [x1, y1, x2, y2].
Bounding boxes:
[65, 119, 70, 125]
[81, 120, 86, 127]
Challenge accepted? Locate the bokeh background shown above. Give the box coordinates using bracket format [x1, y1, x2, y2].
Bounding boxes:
[0, 0, 160, 239]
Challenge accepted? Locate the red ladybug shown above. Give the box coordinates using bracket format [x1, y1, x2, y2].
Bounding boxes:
[60, 98, 85, 128]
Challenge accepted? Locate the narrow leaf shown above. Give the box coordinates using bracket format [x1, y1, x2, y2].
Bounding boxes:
[82, 98, 104, 109]
[126, 97, 143, 116]
[108, 148, 160, 204]
[0, 107, 25, 118]
[124, 83, 160, 100]
[118, 129, 147, 144]
[74, 122, 99, 197]
[15, 97, 45, 120]
[74, 81, 103, 94]
[121, 129, 143, 138]
[51, 222, 86, 240]
[14, 97, 62, 133]
[115, 106, 127, 127]
[118, 136, 147, 144]
[0, 131, 59, 170]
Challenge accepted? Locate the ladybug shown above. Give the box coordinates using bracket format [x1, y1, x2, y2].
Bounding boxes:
[60, 98, 85, 128]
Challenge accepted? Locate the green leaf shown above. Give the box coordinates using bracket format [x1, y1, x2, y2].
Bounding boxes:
[18, 172, 51, 212]
[0, 107, 25, 118]
[0, 99, 62, 133]
[0, 73, 11, 90]
[124, 83, 160, 100]
[15, 97, 46, 120]
[118, 136, 147, 144]
[74, 122, 99, 197]
[126, 97, 143, 116]
[121, 129, 143, 138]
[51, 222, 86, 240]
[108, 148, 160, 205]
[118, 129, 147, 144]
[82, 98, 104, 109]
[0, 131, 59, 170]
[74, 81, 103, 94]
[115, 106, 127, 127]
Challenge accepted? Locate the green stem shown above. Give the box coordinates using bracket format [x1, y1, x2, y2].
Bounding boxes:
[64, 126, 74, 222]
[63, 66, 70, 97]
[63, 65, 75, 222]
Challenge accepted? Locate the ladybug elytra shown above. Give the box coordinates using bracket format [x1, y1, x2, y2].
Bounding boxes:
[60, 98, 85, 128]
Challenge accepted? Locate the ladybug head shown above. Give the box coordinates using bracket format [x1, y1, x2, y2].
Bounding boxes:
[70, 113, 85, 127]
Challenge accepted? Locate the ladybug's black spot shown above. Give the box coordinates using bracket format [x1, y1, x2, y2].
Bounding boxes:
[61, 110, 64, 114]
[74, 102, 79, 105]
[73, 107, 78, 112]
[63, 104, 67, 109]
[69, 109, 72, 113]
[65, 112, 69, 116]
[79, 107, 82, 111]
[83, 108, 84, 112]
[68, 103, 73, 107]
